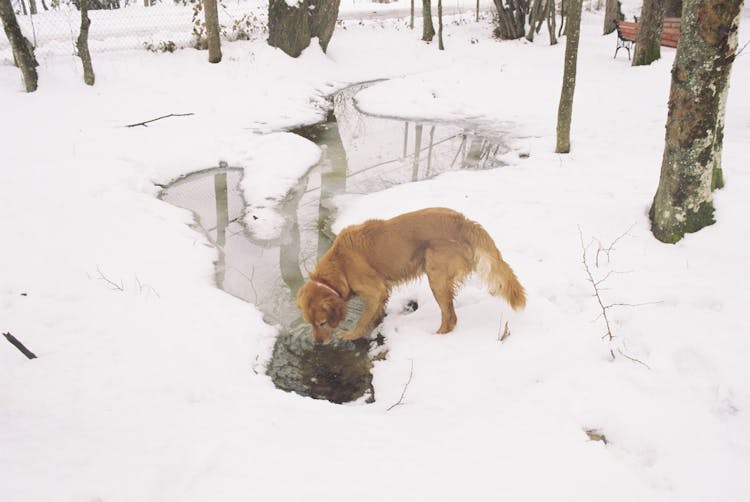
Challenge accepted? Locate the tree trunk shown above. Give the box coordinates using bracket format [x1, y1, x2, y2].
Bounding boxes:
[0, 0, 38, 92]
[555, 0, 582, 153]
[76, 0, 95, 85]
[665, 0, 682, 16]
[493, 0, 528, 40]
[310, 0, 341, 52]
[422, 0, 435, 41]
[546, 0, 557, 44]
[526, 0, 544, 41]
[632, 0, 665, 66]
[438, 0, 444, 50]
[268, 0, 340, 57]
[203, 0, 222, 63]
[650, 0, 743, 243]
[603, 0, 621, 34]
[29, 0, 37, 14]
[411, 0, 415, 29]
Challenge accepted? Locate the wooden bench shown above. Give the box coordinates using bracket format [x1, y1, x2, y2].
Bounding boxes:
[613, 17, 681, 59]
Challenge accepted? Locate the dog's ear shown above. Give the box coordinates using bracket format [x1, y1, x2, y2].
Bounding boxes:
[326, 297, 347, 328]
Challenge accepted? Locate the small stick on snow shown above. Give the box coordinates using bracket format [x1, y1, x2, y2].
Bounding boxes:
[3, 332, 37, 359]
[387, 359, 414, 411]
[125, 113, 195, 128]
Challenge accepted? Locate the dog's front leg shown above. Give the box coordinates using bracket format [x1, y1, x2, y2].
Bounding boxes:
[338, 288, 387, 341]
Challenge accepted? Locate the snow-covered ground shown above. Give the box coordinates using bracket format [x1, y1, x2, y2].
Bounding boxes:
[2, 3, 749, 501]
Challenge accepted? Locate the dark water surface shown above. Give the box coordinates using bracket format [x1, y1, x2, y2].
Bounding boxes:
[159, 83, 519, 403]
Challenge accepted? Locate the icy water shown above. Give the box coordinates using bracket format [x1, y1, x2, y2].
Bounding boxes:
[159, 83, 519, 403]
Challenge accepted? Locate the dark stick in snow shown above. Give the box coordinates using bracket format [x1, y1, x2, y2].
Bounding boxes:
[3, 332, 37, 359]
[125, 113, 195, 128]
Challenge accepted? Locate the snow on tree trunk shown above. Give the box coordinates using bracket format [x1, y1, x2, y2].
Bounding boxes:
[268, 0, 341, 58]
[422, 0, 435, 42]
[555, 0, 582, 153]
[632, 0, 665, 66]
[650, 0, 744, 243]
[76, 0, 95, 85]
[0, 0, 38, 92]
[203, 0, 222, 63]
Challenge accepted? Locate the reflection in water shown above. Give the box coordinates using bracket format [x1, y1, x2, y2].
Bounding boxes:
[160, 82, 519, 404]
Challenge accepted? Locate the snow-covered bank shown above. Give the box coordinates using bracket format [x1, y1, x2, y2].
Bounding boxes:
[2, 6, 749, 502]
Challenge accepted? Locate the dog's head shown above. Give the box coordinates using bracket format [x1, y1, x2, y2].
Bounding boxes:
[296, 281, 347, 344]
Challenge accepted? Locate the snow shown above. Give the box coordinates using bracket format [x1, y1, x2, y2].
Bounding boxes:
[2, 3, 750, 502]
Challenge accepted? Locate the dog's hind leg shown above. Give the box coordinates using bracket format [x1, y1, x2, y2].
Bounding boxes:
[425, 241, 473, 334]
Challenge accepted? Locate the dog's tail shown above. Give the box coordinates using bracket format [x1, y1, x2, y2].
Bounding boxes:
[465, 220, 526, 310]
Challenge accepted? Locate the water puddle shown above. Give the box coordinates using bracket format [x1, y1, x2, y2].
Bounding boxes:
[159, 83, 520, 404]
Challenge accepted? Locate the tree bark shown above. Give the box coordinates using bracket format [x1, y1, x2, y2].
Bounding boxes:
[632, 0, 665, 66]
[422, 0, 435, 41]
[76, 0, 95, 85]
[546, 0, 557, 44]
[603, 0, 621, 34]
[203, 0, 222, 63]
[555, 0, 582, 153]
[0, 0, 38, 92]
[268, 0, 340, 57]
[650, 0, 743, 243]
[411, 0, 415, 29]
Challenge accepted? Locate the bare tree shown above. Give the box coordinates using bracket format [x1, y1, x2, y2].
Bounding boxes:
[0, 0, 38, 92]
[650, 0, 744, 243]
[632, 0, 665, 66]
[422, 0, 435, 42]
[77, 0, 95, 85]
[555, 0, 582, 153]
[203, 0, 222, 63]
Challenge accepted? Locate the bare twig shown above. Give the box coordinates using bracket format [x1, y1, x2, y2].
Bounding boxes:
[578, 227, 613, 341]
[737, 39, 750, 57]
[499, 320, 511, 342]
[595, 223, 635, 267]
[125, 113, 195, 128]
[3, 332, 37, 359]
[387, 359, 414, 411]
[616, 348, 651, 370]
[135, 275, 161, 298]
[94, 266, 124, 292]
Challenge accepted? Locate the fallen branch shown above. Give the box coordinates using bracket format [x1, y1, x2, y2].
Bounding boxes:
[579, 227, 614, 341]
[93, 266, 124, 292]
[125, 113, 195, 128]
[3, 332, 37, 359]
[387, 359, 414, 411]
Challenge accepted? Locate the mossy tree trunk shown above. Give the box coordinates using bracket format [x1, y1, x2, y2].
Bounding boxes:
[422, 0, 435, 42]
[650, 0, 743, 243]
[632, 0, 665, 66]
[203, 0, 222, 63]
[0, 0, 38, 92]
[268, 0, 340, 57]
[76, 0, 95, 85]
[555, 0, 582, 153]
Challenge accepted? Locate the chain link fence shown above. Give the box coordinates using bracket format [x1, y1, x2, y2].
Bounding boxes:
[1, 0, 269, 57]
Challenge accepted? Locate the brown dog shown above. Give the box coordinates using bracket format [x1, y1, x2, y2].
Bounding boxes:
[296, 207, 526, 343]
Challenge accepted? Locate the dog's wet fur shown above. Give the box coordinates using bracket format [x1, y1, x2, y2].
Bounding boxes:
[297, 207, 526, 343]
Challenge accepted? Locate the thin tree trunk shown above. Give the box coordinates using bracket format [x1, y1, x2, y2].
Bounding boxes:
[411, 0, 415, 29]
[632, 0, 665, 66]
[555, 0, 582, 153]
[29, 0, 37, 15]
[422, 0, 435, 41]
[0, 0, 38, 92]
[438, 0, 444, 50]
[547, 0, 557, 44]
[203, 0, 222, 63]
[526, 0, 544, 41]
[76, 0, 95, 85]
[476, 0, 480, 21]
[558, 0, 566, 36]
[650, 0, 743, 243]
[664, 0, 682, 16]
